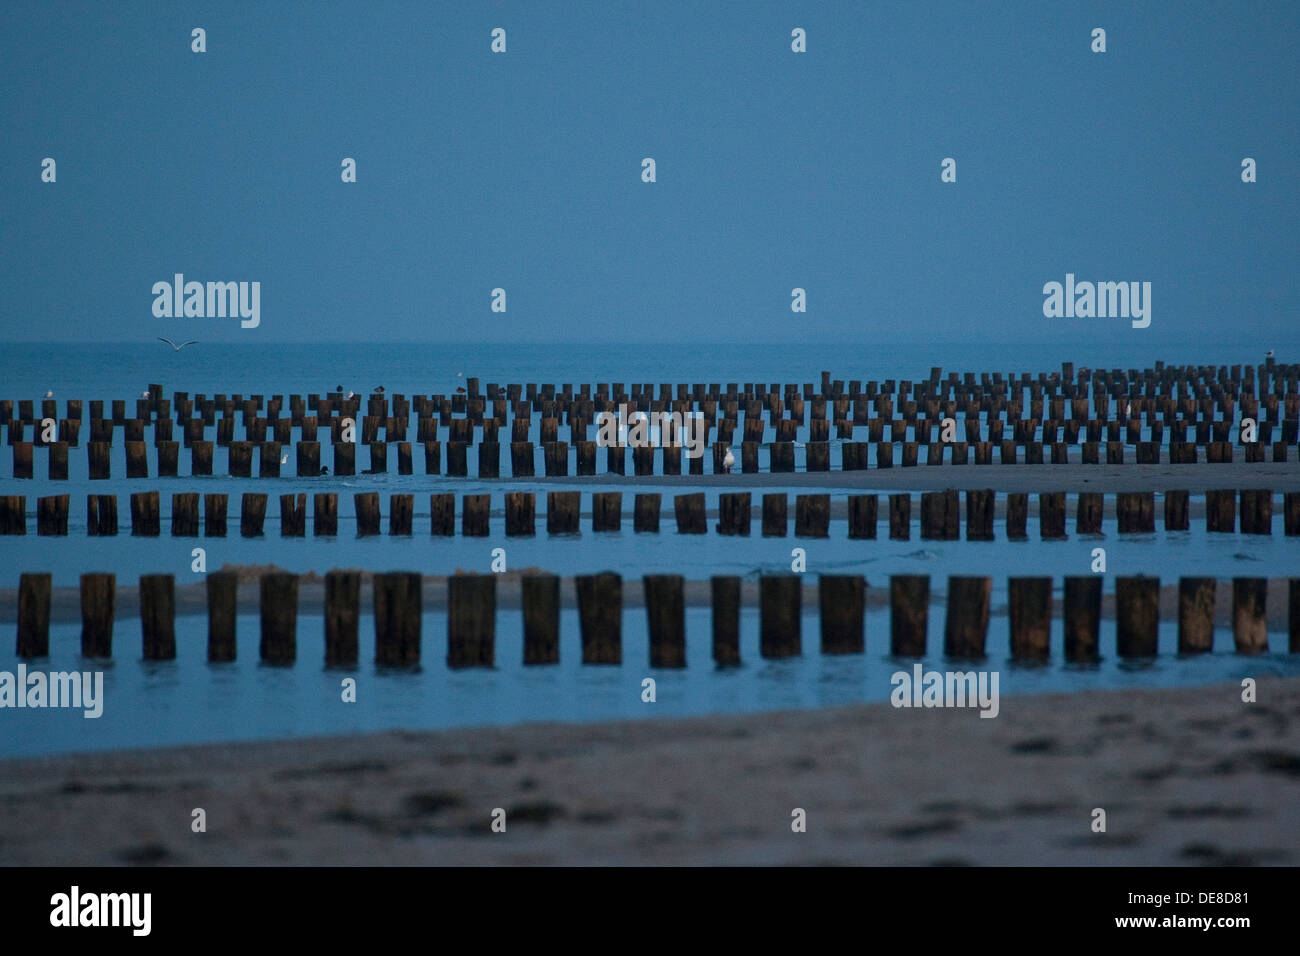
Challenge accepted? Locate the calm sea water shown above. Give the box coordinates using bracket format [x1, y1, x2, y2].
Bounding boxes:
[1, 342, 1298, 758]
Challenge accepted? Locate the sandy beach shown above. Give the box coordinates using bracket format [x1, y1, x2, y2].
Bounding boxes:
[2, 677, 1297, 866]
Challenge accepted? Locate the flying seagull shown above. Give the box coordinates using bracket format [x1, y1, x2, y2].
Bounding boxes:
[158, 337, 198, 351]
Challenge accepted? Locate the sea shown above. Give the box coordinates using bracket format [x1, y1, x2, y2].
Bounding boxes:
[1, 341, 1298, 758]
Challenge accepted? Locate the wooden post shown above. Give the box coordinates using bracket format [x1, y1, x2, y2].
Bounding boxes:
[259, 572, 298, 665]
[1206, 489, 1235, 532]
[591, 491, 621, 532]
[716, 492, 751, 535]
[505, 491, 536, 536]
[819, 574, 864, 654]
[673, 492, 706, 533]
[13, 442, 34, 479]
[387, 493, 414, 535]
[890, 575, 929, 656]
[1115, 576, 1159, 657]
[0, 496, 24, 535]
[795, 494, 830, 537]
[424, 441, 441, 475]
[36, 494, 67, 535]
[760, 575, 801, 658]
[1177, 577, 1215, 654]
[80, 572, 115, 657]
[634, 493, 660, 532]
[48, 441, 68, 480]
[280, 493, 306, 536]
[848, 494, 877, 538]
[644, 575, 686, 667]
[762, 493, 787, 536]
[1009, 577, 1051, 660]
[522, 574, 560, 664]
[191, 440, 214, 476]
[1164, 490, 1189, 531]
[206, 571, 237, 662]
[1291, 579, 1300, 653]
[239, 493, 267, 537]
[139, 574, 176, 660]
[334, 442, 356, 477]
[430, 493, 455, 536]
[313, 492, 338, 535]
[87, 494, 117, 536]
[548, 491, 580, 534]
[171, 492, 198, 536]
[1117, 492, 1155, 533]
[129, 490, 160, 536]
[227, 441, 251, 478]
[876, 441, 893, 469]
[1073, 492, 1102, 535]
[965, 489, 994, 541]
[88, 441, 111, 479]
[1062, 577, 1101, 662]
[1240, 490, 1272, 535]
[1039, 492, 1066, 539]
[324, 571, 361, 667]
[1280, 492, 1300, 536]
[889, 493, 910, 540]
[374, 571, 422, 666]
[712, 575, 741, 666]
[1002, 493, 1026, 540]
[204, 493, 227, 537]
[1232, 577, 1268, 653]
[462, 494, 491, 536]
[944, 576, 991, 658]
[576, 572, 622, 663]
[296, 440, 320, 477]
[16, 573, 52, 658]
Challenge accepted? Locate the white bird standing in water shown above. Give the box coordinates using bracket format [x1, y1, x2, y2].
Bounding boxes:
[280, 452, 288, 465]
[723, 446, 735, 473]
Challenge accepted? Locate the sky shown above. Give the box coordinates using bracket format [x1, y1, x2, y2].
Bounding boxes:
[2, 1, 1297, 345]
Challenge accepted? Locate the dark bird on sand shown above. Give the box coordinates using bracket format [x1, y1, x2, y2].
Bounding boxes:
[158, 337, 198, 351]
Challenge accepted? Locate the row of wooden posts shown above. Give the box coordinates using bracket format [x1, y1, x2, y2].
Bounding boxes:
[0, 489, 1295, 539]
[5, 359, 1298, 432]
[12, 571, 1299, 666]
[5, 430, 1296, 482]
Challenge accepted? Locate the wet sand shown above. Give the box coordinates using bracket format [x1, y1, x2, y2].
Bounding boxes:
[2, 677, 1297, 865]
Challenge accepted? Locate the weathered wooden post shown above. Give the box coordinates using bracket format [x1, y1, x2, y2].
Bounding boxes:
[712, 575, 741, 666]
[323, 570, 361, 667]
[259, 572, 298, 665]
[206, 570, 238, 662]
[1039, 492, 1067, 539]
[314, 492, 338, 535]
[762, 493, 787, 536]
[576, 572, 622, 663]
[548, 491, 581, 535]
[819, 574, 864, 654]
[760, 575, 801, 658]
[717, 492, 751, 535]
[1206, 489, 1235, 532]
[1009, 577, 1051, 660]
[795, 494, 830, 537]
[240, 493, 267, 537]
[889, 493, 910, 540]
[16, 573, 51, 658]
[430, 493, 455, 536]
[1232, 577, 1268, 653]
[1117, 492, 1155, 533]
[87, 494, 117, 536]
[204, 493, 227, 537]
[375, 571, 422, 666]
[644, 575, 686, 667]
[522, 574, 560, 664]
[673, 492, 706, 533]
[505, 491, 536, 536]
[944, 576, 991, 658]
[633, 493, 660, 532]
[80, 572, 115, 658]
[965, 489, 994, 541]
[388, 493, 414, 535]
[890, 575, 928, 656]
[140, 574, 176, 660]
[462, 494, 491, 536]
[279, 493, 305, 536]
[1115, 576, 1159, 657]
[1177, 577, 1215, 654]
[1240, 490, 1272, 534]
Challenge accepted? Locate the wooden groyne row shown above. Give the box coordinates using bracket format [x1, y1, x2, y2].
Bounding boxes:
[1, 488, 1295, 539]
[4, 362, 1299, 479]
[4, 432, 1297, 482]
[12, 571, 1300, 666]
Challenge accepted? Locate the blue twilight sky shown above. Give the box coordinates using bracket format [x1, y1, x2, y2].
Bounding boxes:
[1, 0, 1297, 345]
